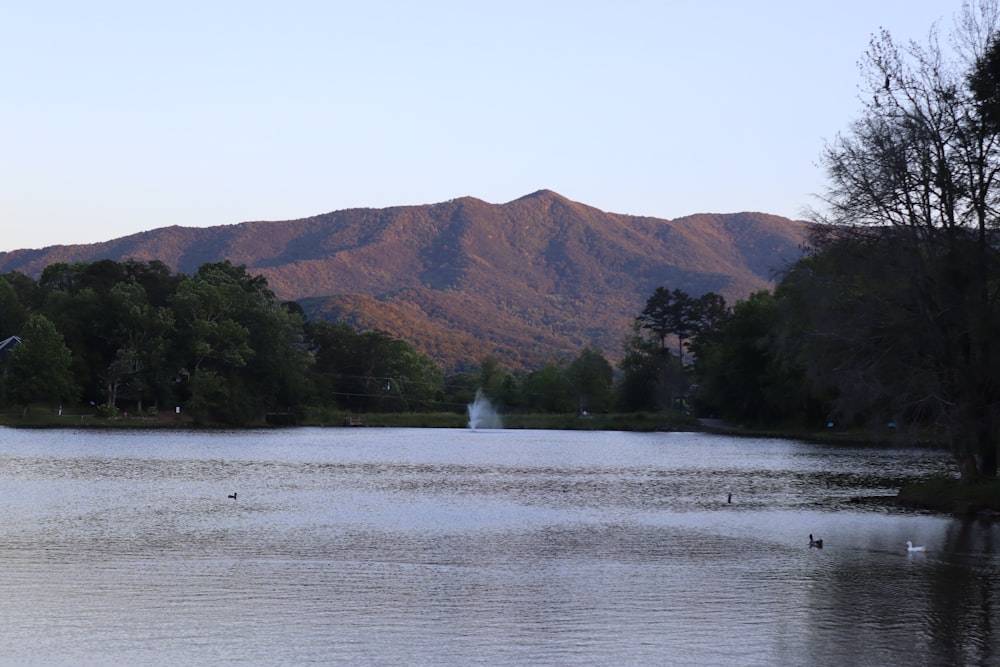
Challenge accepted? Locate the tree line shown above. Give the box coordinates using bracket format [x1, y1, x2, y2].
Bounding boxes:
[0, 258, 648, 423]
[0, 254, 727, 423]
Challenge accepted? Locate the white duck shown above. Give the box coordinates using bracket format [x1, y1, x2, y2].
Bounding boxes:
[906, 541, 925, 552]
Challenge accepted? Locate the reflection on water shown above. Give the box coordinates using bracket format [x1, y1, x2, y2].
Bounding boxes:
[0, 427, 996, 666]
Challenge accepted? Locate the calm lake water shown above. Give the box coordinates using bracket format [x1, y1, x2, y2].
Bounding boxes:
[0, 427, 996, 666]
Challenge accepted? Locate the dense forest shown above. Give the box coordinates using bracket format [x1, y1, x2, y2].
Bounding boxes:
[0, 255, 722, 421]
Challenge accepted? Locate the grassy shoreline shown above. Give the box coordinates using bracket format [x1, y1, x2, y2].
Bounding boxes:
[897, 477, 1000, 516]
[0, 409, 696, 431]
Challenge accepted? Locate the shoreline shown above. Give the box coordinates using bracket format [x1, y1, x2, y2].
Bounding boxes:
[896, 477, 1000, 517]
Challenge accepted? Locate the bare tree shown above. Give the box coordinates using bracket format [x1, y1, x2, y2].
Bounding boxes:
[809, 0, 1000, 479]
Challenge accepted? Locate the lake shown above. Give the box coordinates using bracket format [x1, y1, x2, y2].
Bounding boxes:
[0, 427, 996, 666]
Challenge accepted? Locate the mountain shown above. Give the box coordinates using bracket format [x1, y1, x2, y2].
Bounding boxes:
[0, 190, 808, 370]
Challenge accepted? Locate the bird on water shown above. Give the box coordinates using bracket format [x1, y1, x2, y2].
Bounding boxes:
[228, 492, 237, 500]
[906, 541, 925, 552]
[809, 534, 823, 549]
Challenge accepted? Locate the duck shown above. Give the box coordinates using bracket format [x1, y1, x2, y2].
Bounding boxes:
[228, 492, 237, 500]
[906, 541, 925, 552]
[809, 534, 823, 549]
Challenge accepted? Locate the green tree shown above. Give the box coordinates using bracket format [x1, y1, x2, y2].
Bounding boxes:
[0, 276, 28, 337]
[306, 322, 441, 413]
[171, 271, 254, 373]
[121, 259, 180, 308]
[356, 332, 441, 412]
[566, 346, 613, 413]
[631, 287, 727, 411]
[616, 323, 684, 412]
[1, 271, 41, 312]
[441, 370, 481, 414]
[478, 355, 505, 402]
[38, 262, 87, 293]
[103, 281, 174, 411]
[523, 361, 574, 413]
[3, 314, 78, 412]
[171, 261, 310, 424]
[306, 320, 358, 407]
[688, 292, 730, 360]
[637, 287, 697, 357]
[695, 291, 808, 425]
[38, 285, 108, 403]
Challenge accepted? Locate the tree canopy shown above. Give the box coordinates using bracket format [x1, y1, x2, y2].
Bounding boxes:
[4, 314, 77, 411]
[0, 260, 626, 424]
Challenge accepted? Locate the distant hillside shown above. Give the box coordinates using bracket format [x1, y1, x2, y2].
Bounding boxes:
[0, 190, 808, 369]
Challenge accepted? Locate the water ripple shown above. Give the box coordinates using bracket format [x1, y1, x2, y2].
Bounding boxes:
[0, 427, 994, 666]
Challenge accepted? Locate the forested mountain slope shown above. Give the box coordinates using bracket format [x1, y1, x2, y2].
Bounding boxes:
[0, 190, 807, 369]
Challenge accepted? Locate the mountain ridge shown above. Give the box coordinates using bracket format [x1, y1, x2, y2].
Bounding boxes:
[0, 190, 809, 369]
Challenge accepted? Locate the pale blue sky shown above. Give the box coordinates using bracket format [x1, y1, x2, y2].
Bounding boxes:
[1, 1, 959, 251]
